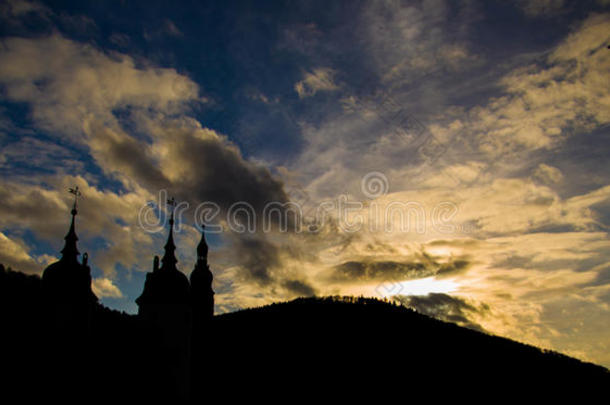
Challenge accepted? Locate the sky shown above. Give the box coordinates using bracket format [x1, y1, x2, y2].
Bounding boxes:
[0, 0, 609, 367]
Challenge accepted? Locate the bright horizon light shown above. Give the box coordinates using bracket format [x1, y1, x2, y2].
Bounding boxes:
[373, 276, 459, 298]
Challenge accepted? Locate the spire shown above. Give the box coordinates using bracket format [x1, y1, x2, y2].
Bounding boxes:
[161, 197, 178, 271]
[197, 224, 208, 265]
[191, 224, 213, 286]
[190, 223, 214, 320]
[60, 186, 81, 262]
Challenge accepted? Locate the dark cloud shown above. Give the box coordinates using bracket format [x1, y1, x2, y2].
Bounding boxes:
[516, 0, 566, 17]
[427, 239, 480, 248]
[281, 279, 316, 297]
[332, 260, 432, 282]
[330, 254, 472, 283]
[228, 232, 317, 298]
[396, 293, 489, 333]
[436, 258, 471, 278]
[170, 131, 288, 214]
[88, 124, 170, 192]
[490, 250, 609, 274]
[231, 234, 280, 286]
[88, 120, 298, 282]
[166, 132, 294, 287]
[590, 265, 610, 287]
[490, 254, 535, 270]
[90, 120, 291, 225]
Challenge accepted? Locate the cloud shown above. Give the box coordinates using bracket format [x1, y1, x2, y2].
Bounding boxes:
[295, 68, 339, 98]
[0, 32, 293, 218]
[144, 19, 184, 41]
[220, 230, 319, 301]
[0, 34, 201, 138]
[332, 260, 431, 282]
[361, 0, 478, 86]
[0, 0, 49, 18]
[478, 13, 610, 153]
[423, 230, 610, 358]
[330, 255, 470, 284]
[163, 20, 183, 37]
[533, 163, 564, 185]
[0, 231, 45, 274]
[83, 121, 171, 191]
[108, 32, 130, 48]
[147, 120, 289, 213]
[231, 234, 280, 286]
[516, 0, 566, 17]
[291, 12, 610, 207]
[396, 293, 489, 332]
[0, 136, 84, 176]
[92, 277, 123, 298]
[281, 279, 317, 297]
[270, 178, 610, 364]
[0, 175, 155, 277]
[245, 88, 276, 104]
[0, 32, 296, 291]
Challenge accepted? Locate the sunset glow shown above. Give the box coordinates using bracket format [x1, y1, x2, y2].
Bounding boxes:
[1, 0, 610, 369]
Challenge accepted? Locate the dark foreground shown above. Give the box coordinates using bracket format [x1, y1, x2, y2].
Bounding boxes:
[2, 268, 608, 401]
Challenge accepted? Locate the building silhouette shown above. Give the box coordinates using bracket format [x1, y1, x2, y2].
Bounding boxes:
[42, 189, 97, 337]
[136, 206, 215, 399]
[41, 192, 215, 400]
[190, 224, 215, 323]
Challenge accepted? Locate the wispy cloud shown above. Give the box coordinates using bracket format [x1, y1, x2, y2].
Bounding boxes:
[295, 68, 339, 98]
[1, 0, 609, 368]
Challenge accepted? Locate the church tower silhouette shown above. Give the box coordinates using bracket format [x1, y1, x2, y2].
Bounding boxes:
[136, 202, 192, 400]
[42, 186, 97, 335]
[191, 224, 215, 324]
[38, 191, 216, 400]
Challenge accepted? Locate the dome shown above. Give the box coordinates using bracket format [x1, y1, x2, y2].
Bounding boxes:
[137, 268, 191, 306]
[43, 258, 97, 303]
[42, 199, 97, 304]
[136, 212, 192, 308]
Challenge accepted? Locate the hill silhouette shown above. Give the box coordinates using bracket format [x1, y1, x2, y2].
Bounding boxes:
[205, 296, 609, 398]
[1, 264, 608, 401]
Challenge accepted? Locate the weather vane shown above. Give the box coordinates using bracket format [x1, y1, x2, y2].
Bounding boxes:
[167, 196, 177, 222]
[167, 196, 177, 209]
[69, 186, 82, 211]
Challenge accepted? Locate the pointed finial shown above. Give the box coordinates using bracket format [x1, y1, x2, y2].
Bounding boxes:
[69, 186, 82, 215]
[197, 224, 208, 263]
[167, 197, 176, 226]
[161, 197, 178, 271]
[61, 186, 82, 261]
